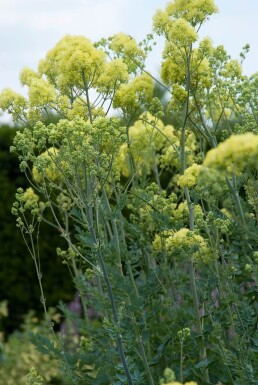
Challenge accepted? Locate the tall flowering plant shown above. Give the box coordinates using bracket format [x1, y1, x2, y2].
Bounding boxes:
[1, 1, 258, 384]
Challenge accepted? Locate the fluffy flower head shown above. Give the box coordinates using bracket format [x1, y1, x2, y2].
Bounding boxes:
[113, 73, 153, 111]
[29, 78, 57, 107]
[20, 67, 40, 86]
[203, 133, 258, 172]
[32, 147, 62, 183]
[39, 35, 106, 91]
[153, 228, 213, 263]
[177, 163, 202, 188]
[165, 0, 218, 26]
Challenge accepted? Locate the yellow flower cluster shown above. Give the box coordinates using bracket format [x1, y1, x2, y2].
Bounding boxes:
[167, 18, 198, 46]
[0, 88, 27, 119]
[115, 113, 177, 177]
[154, 1, 216, 95]
[32, 147, 62, 183]
[245, 179, 258, 210]
[165, 0, 218, 26]
[173, 201, 205, 228]
[191, 55, 212, 89]
[152, 9, 172, 35]
[152, 229, 173, 251]
[220, 59, 242, 80]
[113, 73, 154, 111]
[38, 35, 106, 91]
[153, 228, 213, 263]
[139, 193, 177, 233]
[171, 84, 188, 103]
[159, 131, 196, 171]
[177, 163, 202, 188]
[66, 96, 88, 120]
[97, 58, 129, 93]
[56, 192, 74, 212]
[154, 11, 199, 47]
[25, 367, 43, 385]
[28, 78, 57, 107]
[110, 32, 145, 59]
[203, 133, 258, 172]
[160, 368, 198, 385]
[22, 188, 39, 210]
[19, 67, 40, 87]
[161, 42, 212, 91]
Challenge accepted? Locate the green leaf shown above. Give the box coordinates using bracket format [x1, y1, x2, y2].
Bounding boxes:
[29, 332, 58, 357]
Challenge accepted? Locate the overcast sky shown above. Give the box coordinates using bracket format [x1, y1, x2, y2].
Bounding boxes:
[0, 0, 258, 123]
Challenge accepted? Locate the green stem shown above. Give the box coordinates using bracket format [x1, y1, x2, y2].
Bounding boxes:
[86, 201, 133, 385]
[102, 187, 123, 274]
[179, 340, 184, 383]
[136, 328, 155, 385]
[82, 71, 93, 124]
[64, 214, 89, 323]
[226, 176, 247, 232]
[185, 187, 209, 382]
[180, 45, 209, 380]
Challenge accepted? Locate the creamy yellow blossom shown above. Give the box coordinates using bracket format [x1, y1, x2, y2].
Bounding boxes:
[153, 228, 214, 262]
[19, 67, 40, 86]
[172, 84, 188, 103]
[32, 147, 62, 183]
[159, 131, 196, 171]
[113, 73, 154, 111]
[192, 55, 212, 88]
[203, 133, 258, 172]
[177, 163, 202, 188]
[23, 188, 40, 210]
[168, 18, 198, 46]
[110, 32, 145, 59]
[0, 88, 27, 119]
[161, 55, 186, 86]
[115, 113, 178, 177]
[29, 78, 57, 107]
[173, 201, 205, 228]
[67, 97, 88, 119]
[152, 9, 172, 35]
[160, 367, 198, 385]
[220, 59, 242, 79]
[152, 230, 174, 251]
[25, 367, 43, 385]
[165, 0, 218, 26]
[38, 35, 106, 91]
[97, 58, 129, 93]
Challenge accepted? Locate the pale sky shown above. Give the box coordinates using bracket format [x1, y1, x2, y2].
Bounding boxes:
[0, 0, 258, 123]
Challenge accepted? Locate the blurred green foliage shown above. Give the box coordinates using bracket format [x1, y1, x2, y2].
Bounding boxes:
[0, 305, 64, 385]
[0, 124, 74, 333]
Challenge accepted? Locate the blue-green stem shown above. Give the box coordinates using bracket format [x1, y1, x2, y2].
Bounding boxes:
[181, 45, 209, 383]
[85, 199, 134, 385]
